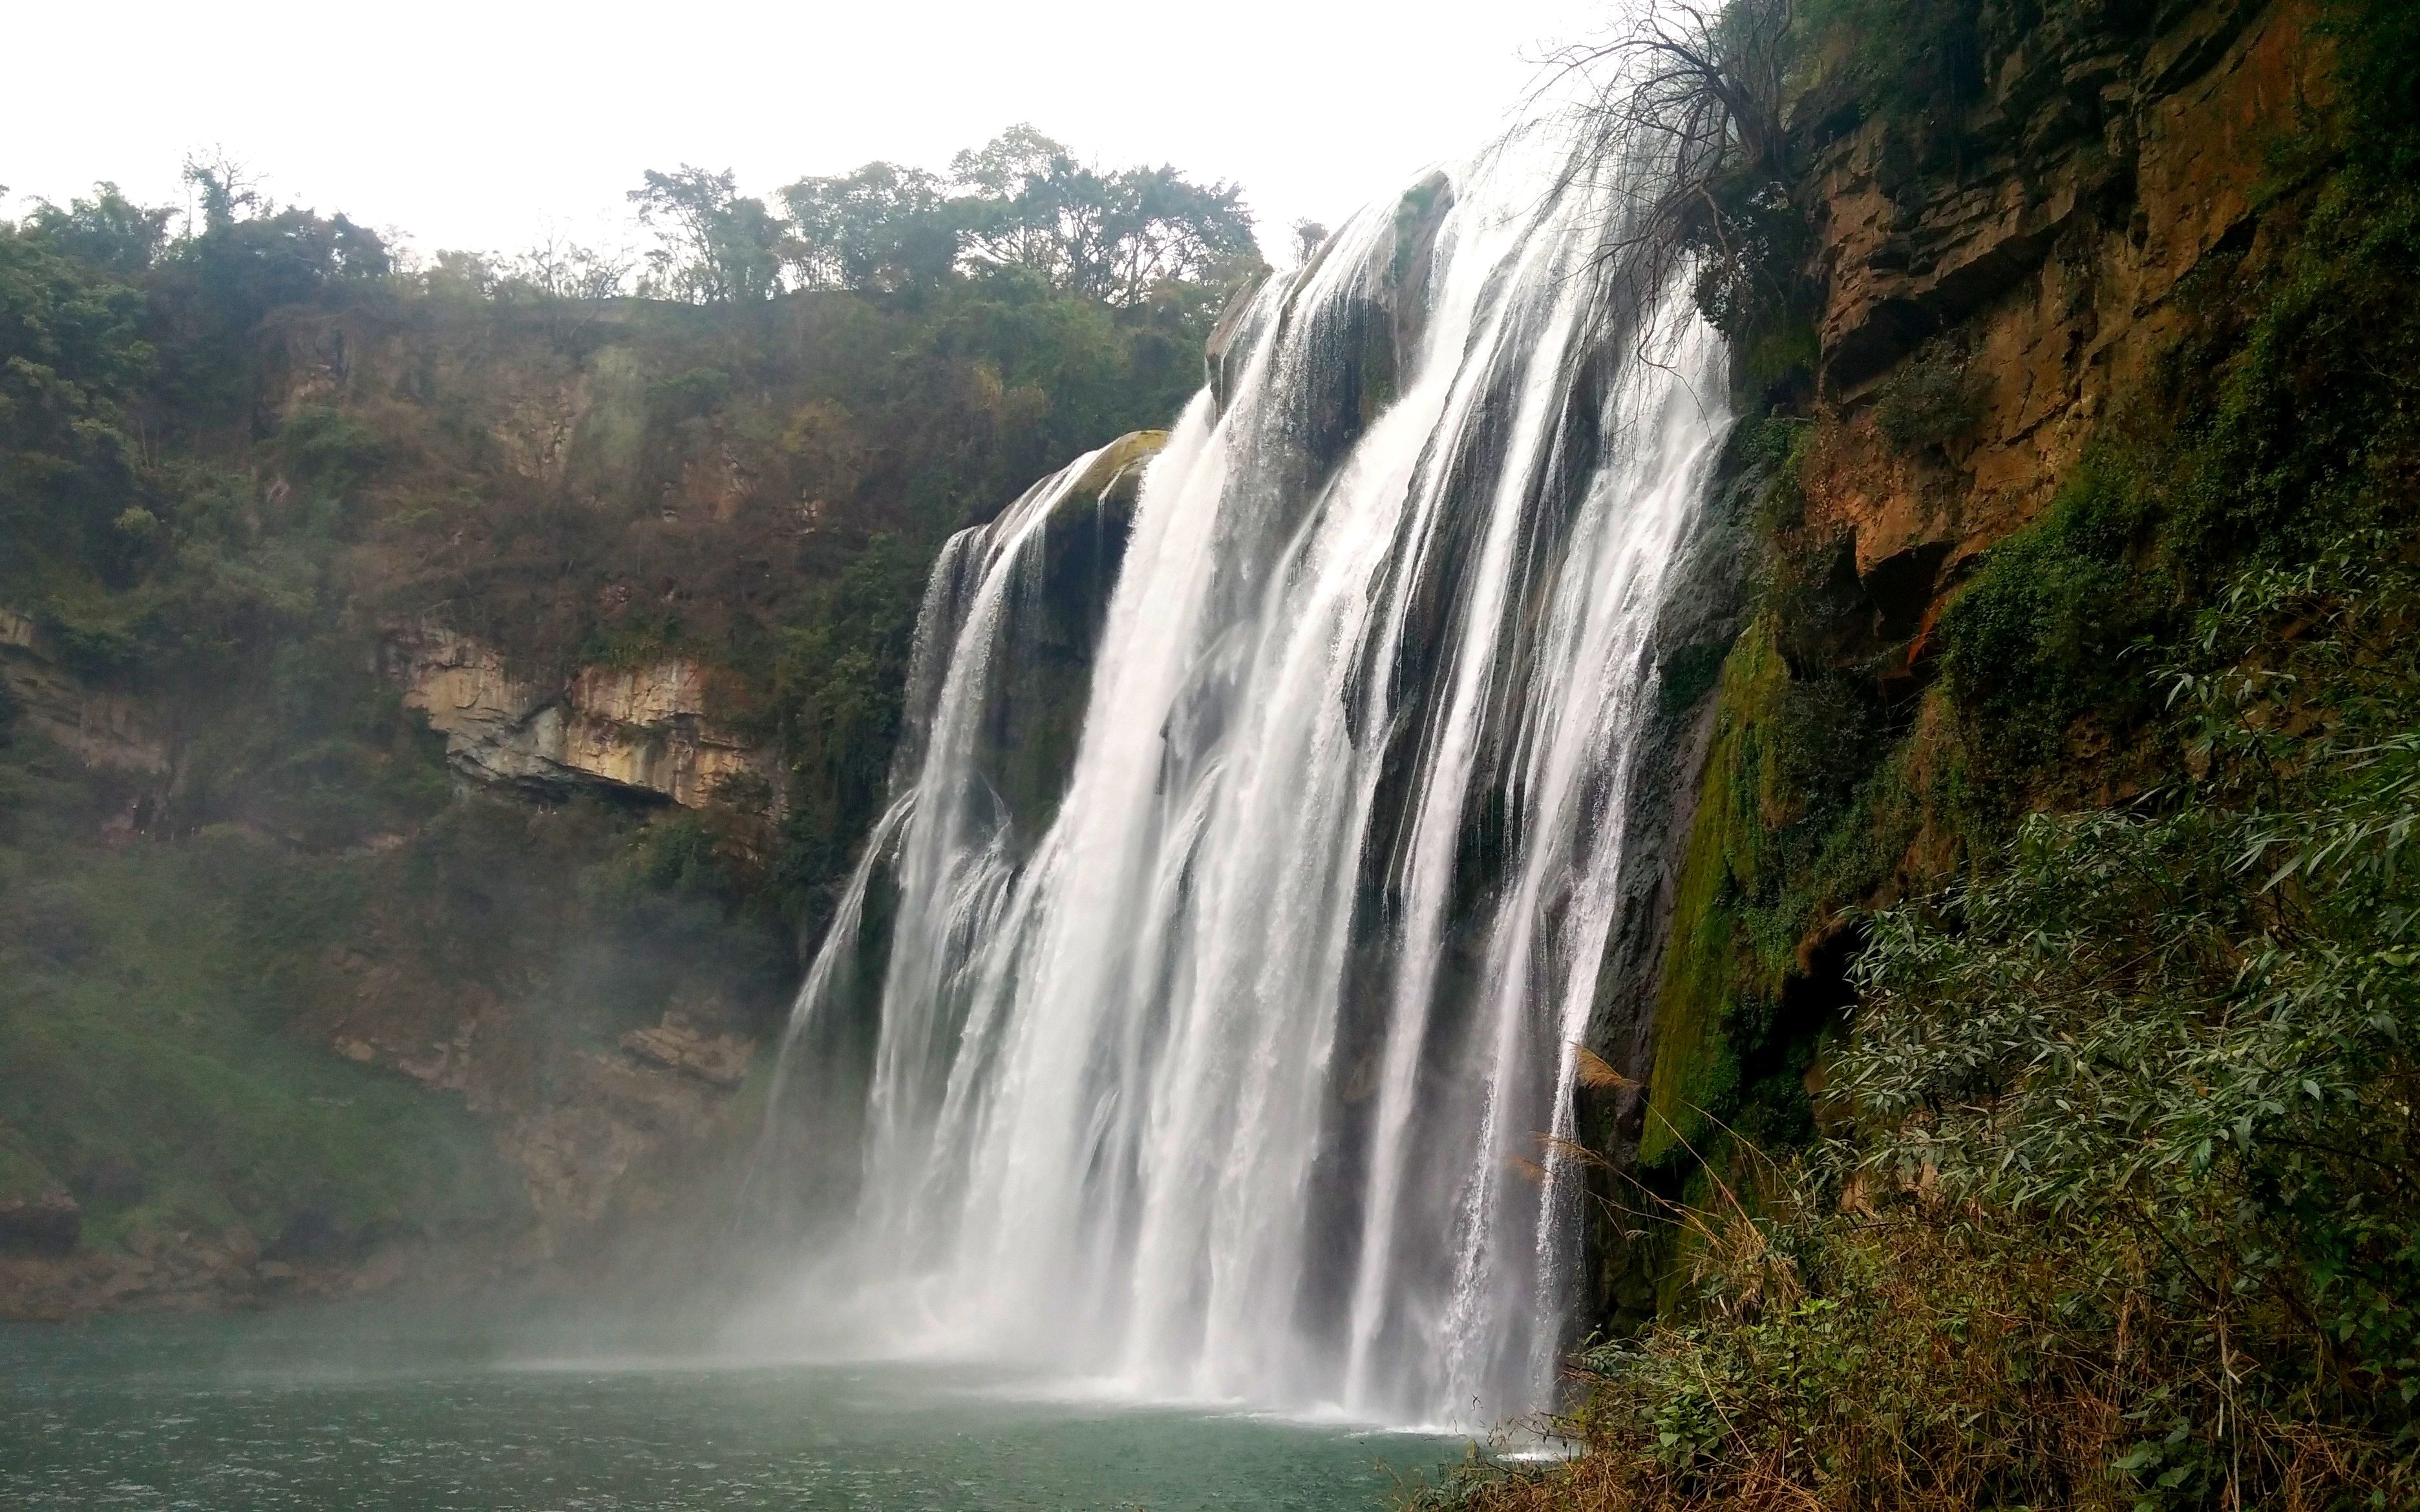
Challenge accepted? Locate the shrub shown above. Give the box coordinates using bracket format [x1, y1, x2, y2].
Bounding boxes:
[1935, 461, 2154, 775]
[1869, 348, 1980, 450]
[1416, 528, 2420, 1512]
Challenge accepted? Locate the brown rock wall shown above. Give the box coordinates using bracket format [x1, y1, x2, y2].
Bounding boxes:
[1799, 0, 2330, 589]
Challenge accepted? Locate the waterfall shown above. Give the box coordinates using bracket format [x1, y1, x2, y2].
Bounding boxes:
[748, 118, 1731, 1431]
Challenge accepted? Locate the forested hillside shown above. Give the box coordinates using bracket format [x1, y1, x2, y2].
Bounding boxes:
[0, 131, 1254, 1310]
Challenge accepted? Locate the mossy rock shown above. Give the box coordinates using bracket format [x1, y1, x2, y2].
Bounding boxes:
[980, 430, 1167, 846]
[1640, 616, 1792, 1169]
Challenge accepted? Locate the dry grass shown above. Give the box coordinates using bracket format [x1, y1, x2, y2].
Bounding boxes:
[1410, 1190, 2407, 1512]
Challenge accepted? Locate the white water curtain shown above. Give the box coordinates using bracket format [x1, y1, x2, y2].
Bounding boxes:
[754, 117, 1729, 1431]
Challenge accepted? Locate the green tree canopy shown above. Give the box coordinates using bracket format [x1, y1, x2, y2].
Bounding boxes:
[650, 127, 1257, 308]
[0, 212, 151, 580]
[779, 162, 960, 295]
[628, 165, 786, 304]
[949, 125, 1255, 306]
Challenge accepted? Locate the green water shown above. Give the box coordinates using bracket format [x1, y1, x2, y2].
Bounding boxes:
[0, 1308, 1462, 1509]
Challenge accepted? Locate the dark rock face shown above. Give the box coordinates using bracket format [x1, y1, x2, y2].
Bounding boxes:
[0, 1191, 81, 1256]
[1204, 173, 1456, 443]
[69, 1156, 146, 1209]
[262, 1206, 368, 1266]
[909, 431, 1168, 855]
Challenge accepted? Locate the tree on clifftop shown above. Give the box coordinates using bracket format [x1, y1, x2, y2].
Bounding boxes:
[628, 165, 786, 304]
[950, 125, 1254, 306]
[779, 162, 961, 295]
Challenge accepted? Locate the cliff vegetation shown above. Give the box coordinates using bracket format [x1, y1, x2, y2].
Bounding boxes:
[0, 131, 1251, 1310]
[1433, 0, 2420, 1506]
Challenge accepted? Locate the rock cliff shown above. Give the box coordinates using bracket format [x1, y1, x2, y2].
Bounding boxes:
[1601, 0, 2348, 1319]
[0, 610, 171, 779]
[1799, 0, 2327, 587]
[388, 624, 781, 814]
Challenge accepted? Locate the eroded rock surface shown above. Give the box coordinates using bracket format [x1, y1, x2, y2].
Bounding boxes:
[388, 625, 781, 812]
[1801, 0, 2326, 585]
[0, 609, 172, 777]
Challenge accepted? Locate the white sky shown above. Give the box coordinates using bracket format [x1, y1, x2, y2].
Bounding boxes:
[6, 0, 1617, 266]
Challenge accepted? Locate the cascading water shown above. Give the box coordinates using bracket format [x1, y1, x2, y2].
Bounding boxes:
[747, 117, 1732, 1431]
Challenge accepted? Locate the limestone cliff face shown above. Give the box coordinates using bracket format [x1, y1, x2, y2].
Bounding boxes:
[0, 619, 777, 1315]
[388, 625, 781, 814]
[1798, 0, 2326, 587]
[1598, 0, 2339, 1321]
[0, 609, 171, 779]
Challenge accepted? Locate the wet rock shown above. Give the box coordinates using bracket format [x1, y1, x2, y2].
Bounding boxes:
[0, 1190, 80, 1255]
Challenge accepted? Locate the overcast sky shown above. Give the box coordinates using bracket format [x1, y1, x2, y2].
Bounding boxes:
[7, 0, 1617, 266]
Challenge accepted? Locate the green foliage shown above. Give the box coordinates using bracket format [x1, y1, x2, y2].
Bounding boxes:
[1935, 458, 2153, 773]
[2171, 176, 2420, 568]
[0, 1127, 58, 1204]
[18, 184, 173, 277]
[644, 364, 732, 417]
[1869, 344, 1980, 450]
[946, 125, 1256, 307]
[2324, 0, 2420, 180]
[0, 797, 516, 1248]
[646, 127, 1258, 311]
[274, 403, 390, 509]
[147, 160, 388, 426]
[1434, 529, 2420, 1512]
[1643, 619, 1791, 1171]
[576, 808, 793, 1019]
[1639, 434, 1921, 1179]
[175, 635, 454, 849]
[629, 165, 787, 304]
[0, 217, 151, 586]
[781, 162, 961, 295]
[1840, 527, 2420, 1503]
[1684, 174, 1818, 391]
[1794, 0, 1985, 120]
[769, 533, 931, 922]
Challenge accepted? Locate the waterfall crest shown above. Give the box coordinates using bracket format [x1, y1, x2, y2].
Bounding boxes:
[750, 120, 1731, 1431]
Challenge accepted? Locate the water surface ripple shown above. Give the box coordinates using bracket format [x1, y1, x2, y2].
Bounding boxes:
[3, 1309, 1458, 1510]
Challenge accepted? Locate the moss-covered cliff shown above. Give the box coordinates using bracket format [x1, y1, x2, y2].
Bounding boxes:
[1441, 0, 2420, 1505]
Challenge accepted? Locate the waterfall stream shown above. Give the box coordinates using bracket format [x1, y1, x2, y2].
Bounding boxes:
[748, 120, 1732, 1432]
